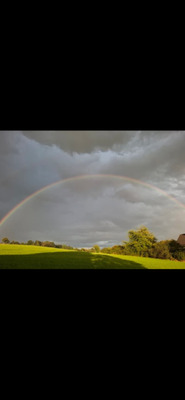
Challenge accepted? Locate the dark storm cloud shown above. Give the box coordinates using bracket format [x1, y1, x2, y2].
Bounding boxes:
[22, 131, 136, 153]
[0, 131, 185, 247]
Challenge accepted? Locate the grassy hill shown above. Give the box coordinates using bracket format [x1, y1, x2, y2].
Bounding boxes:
[0, 244, 185, 269]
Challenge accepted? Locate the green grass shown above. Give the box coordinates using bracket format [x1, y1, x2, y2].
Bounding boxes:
[0, 244, 185, 269]
[102, 254, 185, 269]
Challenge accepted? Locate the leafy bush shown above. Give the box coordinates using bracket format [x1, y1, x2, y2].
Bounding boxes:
[42, 241, 56, 248]
[101, 247, 112, 254]
[2, 237, 10, 244]
[149, 241, 171, 259]
[168, 240, 185, 261]
[110, 245, 126, 255]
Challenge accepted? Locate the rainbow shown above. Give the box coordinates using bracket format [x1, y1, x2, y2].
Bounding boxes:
[0, 174, 185, 228]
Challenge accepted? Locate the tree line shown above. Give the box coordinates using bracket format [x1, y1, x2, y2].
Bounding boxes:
[1, 238, 73, 250]
[101, 226, 185, 261]
[1, 226, 185, 261]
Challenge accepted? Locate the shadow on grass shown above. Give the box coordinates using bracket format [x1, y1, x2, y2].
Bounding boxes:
[0, 251, 145, 269]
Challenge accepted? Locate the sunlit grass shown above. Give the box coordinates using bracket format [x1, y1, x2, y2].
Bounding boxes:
[0, 244, 72, 255]
[0, 244, 184, 269]
[103, 254, 185, 269]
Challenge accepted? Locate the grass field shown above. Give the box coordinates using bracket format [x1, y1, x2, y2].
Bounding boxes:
[0, 244, 185, 269]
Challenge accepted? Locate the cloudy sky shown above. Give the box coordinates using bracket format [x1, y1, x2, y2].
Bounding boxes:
[0, 131, 185, 248]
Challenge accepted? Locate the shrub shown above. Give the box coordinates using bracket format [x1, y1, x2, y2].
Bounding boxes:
[42, 241, 56, 248]
[168, 240, 185, 261]
[92, 245, 100, 253]
[2, 237, 10, 244]
[34, 240, 42, 246]
[149, 241, 171, 260]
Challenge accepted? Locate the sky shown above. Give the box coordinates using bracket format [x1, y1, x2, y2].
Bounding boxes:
[0, 131, 185, 248]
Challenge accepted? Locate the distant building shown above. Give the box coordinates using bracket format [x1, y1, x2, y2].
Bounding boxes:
[177, 234, 185, 246]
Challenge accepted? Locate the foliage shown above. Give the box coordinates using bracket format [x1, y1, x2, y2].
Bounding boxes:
[1, 244, 185, 269]
[168, 240, 185, 261]
[42, 241, 56, 248]
[93, 245, 100, 253]
[148, 240, 185, 261]
[101, 247, 111, 254]
[27, 240, 34, 245]
[1, 226, 185, 261]
[2, 237, 10, 244]
[61, 244, 73, 250]
[111, 245, 126, 255]
[123, 226, 157, 257]
[34, 240, 42, 246]
[101, 245, 126, 255]
[149, 241, 171, 259]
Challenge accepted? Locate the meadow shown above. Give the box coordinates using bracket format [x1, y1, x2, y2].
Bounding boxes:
[0, 244, 185, 269]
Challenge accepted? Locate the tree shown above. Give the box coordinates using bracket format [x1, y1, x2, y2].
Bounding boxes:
[149, 241, 171, 260]
[111, 245, 126, 255]
[34, 240, 42, 246]
[168, 240, 185, 261]
[123, 226, 157, 257]
[101, 247, 112, 254]
[27, 240, 34, 246]
[93, 245, 100, 253]
[2, 237, 10, 244]
[42, 241, 56, 248]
